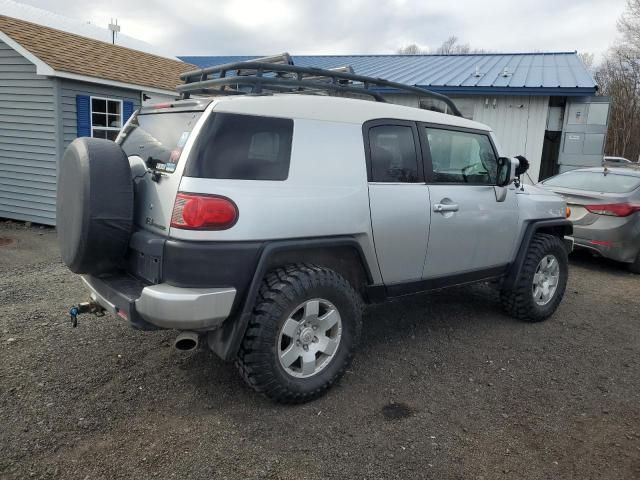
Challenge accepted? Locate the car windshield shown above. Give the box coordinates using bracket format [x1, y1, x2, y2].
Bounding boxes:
[118, 111, 202, 173]
[543, 171, 640, 193]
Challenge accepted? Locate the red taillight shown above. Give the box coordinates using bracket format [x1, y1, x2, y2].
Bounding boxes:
[171, 193, 238, 230]
[590, 240, 613, 246]
[151, 102, 174, 109]
[585, 203, 640, 217]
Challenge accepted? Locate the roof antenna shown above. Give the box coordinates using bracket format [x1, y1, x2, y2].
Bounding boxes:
[108, 18, 120, 45]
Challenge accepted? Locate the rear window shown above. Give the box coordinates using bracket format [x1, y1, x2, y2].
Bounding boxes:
[119, 111, 202, 173]
[543, 171, 640, 193]
[185, 113, 293, 181]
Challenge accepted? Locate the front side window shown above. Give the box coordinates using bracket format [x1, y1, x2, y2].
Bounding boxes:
[91, 97, 122, 140]
[425, 128, 497, 184]
[368, 125, 419, 182]
[185, 113, 293, 181]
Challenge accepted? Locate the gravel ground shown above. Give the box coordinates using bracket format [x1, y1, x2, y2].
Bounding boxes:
[1, 222, 639, 480]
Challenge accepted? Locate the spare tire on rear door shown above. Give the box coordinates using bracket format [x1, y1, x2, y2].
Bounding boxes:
[57, 137, 134, 275]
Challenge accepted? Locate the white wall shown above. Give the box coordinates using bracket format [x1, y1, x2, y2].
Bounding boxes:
[470, 96, 549, 183]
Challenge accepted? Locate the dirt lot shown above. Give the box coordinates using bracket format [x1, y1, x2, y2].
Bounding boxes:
[0, 222, 639, 480]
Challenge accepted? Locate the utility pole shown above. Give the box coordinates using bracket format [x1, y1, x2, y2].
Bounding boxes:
[108, 18, 120, 45]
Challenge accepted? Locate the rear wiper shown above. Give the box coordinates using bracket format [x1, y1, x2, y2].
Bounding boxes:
[146, 156, 165, 170]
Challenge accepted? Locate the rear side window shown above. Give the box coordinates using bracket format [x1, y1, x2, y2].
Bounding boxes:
[368, 125, 419, 182]
[543, 171, 640, 193]
[185, 113, 293, 180]
[119, 112, 202, 173]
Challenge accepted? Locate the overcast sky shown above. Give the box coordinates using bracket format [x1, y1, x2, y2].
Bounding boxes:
[17, 0, 629, 58]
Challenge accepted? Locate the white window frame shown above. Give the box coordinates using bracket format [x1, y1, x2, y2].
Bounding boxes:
[89, 96, 123, 139]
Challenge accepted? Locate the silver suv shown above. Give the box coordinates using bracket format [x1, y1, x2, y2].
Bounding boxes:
[57, 57, 572, 403]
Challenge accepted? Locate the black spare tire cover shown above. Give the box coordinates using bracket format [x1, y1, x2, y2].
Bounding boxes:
[57, 137, 134, 274]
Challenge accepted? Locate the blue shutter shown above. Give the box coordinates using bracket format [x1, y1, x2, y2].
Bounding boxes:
[76, 95, 91, 137]
[123, 101, 134, 123]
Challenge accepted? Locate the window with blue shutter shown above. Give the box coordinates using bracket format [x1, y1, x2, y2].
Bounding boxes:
[77, 95, 134, 141]
[76, 95, 91, 137]
[123, 101, 134, 123]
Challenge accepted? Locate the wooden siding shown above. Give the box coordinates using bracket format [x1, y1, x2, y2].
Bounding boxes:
[60, 80, 141, 149]
[0, 39, 57, 225]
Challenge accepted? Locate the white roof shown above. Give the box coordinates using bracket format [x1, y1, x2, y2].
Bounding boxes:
[0, 0, 178, 60]
[212, 94, 492, 130]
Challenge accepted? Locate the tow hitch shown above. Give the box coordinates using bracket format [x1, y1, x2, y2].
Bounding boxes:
[68, 301, 105, 327]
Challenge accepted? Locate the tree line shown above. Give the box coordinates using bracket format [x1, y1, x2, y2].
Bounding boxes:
[594, 0, 640, 162]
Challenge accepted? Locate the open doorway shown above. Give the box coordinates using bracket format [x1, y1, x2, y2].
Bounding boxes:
[540, 131, 561, 181]
[538, 97, 565, 181]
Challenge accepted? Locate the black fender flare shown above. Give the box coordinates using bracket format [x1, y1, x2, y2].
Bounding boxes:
[502, 218, 573, 290]
[207, 236, 373, 361]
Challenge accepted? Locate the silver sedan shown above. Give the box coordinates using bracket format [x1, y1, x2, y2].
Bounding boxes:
[538, 167, 640, 273]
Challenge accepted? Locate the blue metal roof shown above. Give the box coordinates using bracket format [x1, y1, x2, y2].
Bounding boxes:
[179, 53, 597, 96]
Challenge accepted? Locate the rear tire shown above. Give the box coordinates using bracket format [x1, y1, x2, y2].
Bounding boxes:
[500, 233, 568, 322]
[236, 264, 362, 403]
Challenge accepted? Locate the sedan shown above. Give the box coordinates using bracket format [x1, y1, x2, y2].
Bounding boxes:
[603, 156, 634, 166]
[538, 167, 640, 273]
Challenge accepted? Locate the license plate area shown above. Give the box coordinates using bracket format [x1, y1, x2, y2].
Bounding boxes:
[126, 230, 165, 284]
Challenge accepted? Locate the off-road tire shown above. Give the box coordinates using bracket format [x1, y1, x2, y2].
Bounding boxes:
[500, 233, 568, 322]
[236, 264, 362, 403]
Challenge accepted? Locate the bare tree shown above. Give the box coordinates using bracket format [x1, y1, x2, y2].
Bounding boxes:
[435, 36, 471, 54]
[618, 0, 640, 51]
[397, 44, 425, 55]
[594, 0, 640, 160]
[596, 45, 640, 160]
[578, 52, 596, 73]
[397, 37, 485, 55]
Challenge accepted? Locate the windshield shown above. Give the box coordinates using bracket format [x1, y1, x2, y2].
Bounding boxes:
[543, 171, 640, 194]
[118, 111, 202, 173]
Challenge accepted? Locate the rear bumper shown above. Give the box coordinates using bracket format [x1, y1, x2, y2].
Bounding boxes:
[572, 222, 640, 263]
[572, 238, 639, 263]
[81, 275, 236, 331]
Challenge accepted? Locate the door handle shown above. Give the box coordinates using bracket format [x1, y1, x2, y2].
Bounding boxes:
[433, 203, 459, 213]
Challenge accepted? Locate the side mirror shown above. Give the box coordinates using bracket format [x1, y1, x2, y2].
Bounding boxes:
[514, 155, 530, 176]
[496, 157, 515, 187]
[496, 156, 530, 187]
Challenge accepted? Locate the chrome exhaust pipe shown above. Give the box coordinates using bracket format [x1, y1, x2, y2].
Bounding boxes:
[174, 331, 199, 352]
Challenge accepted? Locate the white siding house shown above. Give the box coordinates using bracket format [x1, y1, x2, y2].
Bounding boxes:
[0, 15, 195, 225]
[0, 14, 194, 225]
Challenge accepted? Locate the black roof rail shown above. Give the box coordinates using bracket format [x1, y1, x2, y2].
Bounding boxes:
[178, 53, 462, 117]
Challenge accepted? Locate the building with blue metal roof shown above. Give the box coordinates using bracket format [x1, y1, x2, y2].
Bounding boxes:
[180, 52, 597, 97]
[180, 52, 606, 182]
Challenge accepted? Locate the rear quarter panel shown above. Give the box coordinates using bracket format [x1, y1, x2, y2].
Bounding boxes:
[173, 118, 381, 281]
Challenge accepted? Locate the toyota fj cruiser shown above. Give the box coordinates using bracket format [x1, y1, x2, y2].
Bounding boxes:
[57, 55, 572, 403]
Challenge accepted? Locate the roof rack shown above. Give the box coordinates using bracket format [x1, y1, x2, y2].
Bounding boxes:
[178, 53, 462, 117]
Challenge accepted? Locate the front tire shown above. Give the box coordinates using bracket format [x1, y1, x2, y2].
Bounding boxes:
[236, 264, 362, 403]
[501, 233, 568, 322]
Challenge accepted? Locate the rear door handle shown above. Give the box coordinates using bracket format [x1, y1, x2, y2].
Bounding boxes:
[433, 203, 459, 213]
